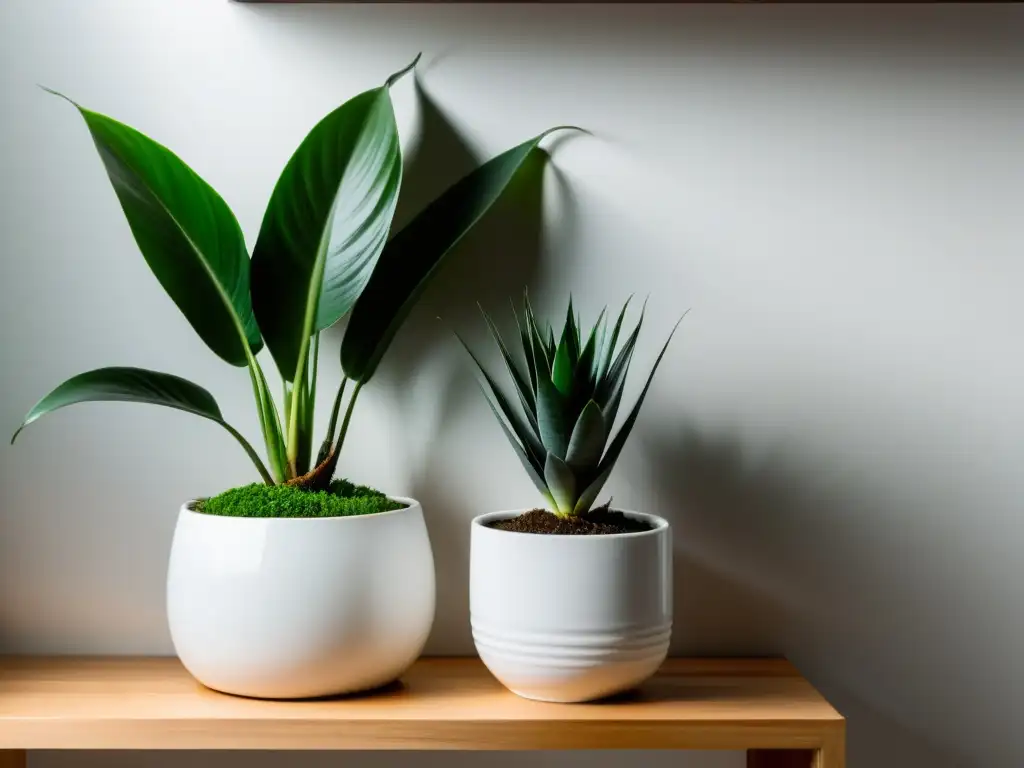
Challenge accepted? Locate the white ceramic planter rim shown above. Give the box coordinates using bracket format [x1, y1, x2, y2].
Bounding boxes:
[472, 508, 669, 537]
[184, 495, 419, 520]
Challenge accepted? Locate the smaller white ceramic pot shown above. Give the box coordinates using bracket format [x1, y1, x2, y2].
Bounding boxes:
[167, 498, 435, 699]
[470, 509, 672, 703]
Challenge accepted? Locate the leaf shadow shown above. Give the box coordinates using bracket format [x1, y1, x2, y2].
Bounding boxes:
[377, 83, 561, 655]
[390, 78, 480, 236]
[634, 421, 970, 768]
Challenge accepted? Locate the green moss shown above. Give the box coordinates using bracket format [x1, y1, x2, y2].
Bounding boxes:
[196, 479, 405, 519]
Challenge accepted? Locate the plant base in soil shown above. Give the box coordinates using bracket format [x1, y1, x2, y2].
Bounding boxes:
[488, 504, 652, 535]
[195, 479, 405, 519]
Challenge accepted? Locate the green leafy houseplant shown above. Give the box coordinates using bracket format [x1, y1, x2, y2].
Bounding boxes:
[11, 56, 573, 508]
[461, 297, 681, 517]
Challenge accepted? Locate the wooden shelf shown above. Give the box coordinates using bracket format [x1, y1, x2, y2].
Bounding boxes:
[0, 657, 844, 766]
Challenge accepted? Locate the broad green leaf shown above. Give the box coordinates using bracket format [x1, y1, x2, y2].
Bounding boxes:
[597, 317, 683, 477]
[49, 92, 260, 366]
[251, 57, 416, 380]
[565, 399, 607, 471]
[457, 332, 544, 465]
[551, 335, 574, 397]
[544, 453, 577, 516]
[536, 375, 568, 459]
[341, 127, 579, 384]
[595, 297, 632, 386]
[481, 307, 537, 425]
[11, 367, 272, 482]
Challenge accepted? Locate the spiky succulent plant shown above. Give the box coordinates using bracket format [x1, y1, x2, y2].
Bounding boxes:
[461, 296, 680, 517]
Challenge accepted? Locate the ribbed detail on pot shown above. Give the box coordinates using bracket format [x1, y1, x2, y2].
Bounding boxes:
[472, 621, 671, 667]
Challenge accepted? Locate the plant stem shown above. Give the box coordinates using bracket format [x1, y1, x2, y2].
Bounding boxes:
[309, 333, 319, 405]
[285, 332, 317, 476]
[255, 359, 287, 478]
[219, 421, 274, 485]
[313, 377, 347, 468]
[298, 332, 320, 473]
[244, 351, 286, 484]
[324, 378, 347, 446]
[333, 381, 363, 457]
[286, 380, 302, 477]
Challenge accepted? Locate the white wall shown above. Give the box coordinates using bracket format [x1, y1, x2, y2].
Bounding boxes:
[2, 2, 1023, 767]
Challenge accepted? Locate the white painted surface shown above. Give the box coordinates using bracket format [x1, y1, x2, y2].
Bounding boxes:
[1, 1, 1023, 766]
[471, 510, 671, 702]
[167, 500, 434, 699]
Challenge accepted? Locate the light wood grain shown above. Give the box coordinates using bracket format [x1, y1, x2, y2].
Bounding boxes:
[0, 657, 843, 751]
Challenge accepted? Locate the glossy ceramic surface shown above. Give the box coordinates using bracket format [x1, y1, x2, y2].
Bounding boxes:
[167, 498, 435, 699]
[470, 509, 672, 703]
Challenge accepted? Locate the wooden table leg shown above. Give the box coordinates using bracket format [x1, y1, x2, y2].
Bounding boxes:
[0, 751, 26, 768]
[747, 750, 817, 768]
[748, 741, 844, 768]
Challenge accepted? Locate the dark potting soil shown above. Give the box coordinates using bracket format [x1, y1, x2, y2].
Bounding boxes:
[488, 505, 652, 535]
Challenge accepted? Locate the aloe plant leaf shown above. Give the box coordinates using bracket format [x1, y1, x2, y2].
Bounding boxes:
[596, 296, 632, 386]
[582, 308, 605, 360]
[551, 334, 574, 397]
[597, 317, 683, 477]
[598, 327, 640, 429]
[565, 399, 607, 471]
[481, 307, 536, 423]
[591, 310, 608, 378]
[251, 60, 414, 381]
[524, 296, 551, 376]
[47, 91, 260, 367]
[511, 298, 537, 395]
[479, 387, 549, 497]
[11, 367, 272, 482]
[342, 127, 579, 384]
[573, 465, 612, 516]
[536, 374, 569, 459]
[596, 302, 646, 418]
[544, 452, 577, 516]
[601, 358, 633, 431]
[575, 308, 604, 395]
[565, 297, 580, 366]
[456, 333, 544, 465]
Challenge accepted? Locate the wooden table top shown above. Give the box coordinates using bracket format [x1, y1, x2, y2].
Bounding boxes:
[0, 657, 843, 751]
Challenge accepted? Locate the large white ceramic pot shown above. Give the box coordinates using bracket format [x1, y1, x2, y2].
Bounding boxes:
[470, 509, 671, 703]
[167, 497, 435, 699]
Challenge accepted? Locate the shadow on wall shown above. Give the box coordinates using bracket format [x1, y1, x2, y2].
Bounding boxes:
[358, 77, 574, 653]
[637, 423, 971, 768]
